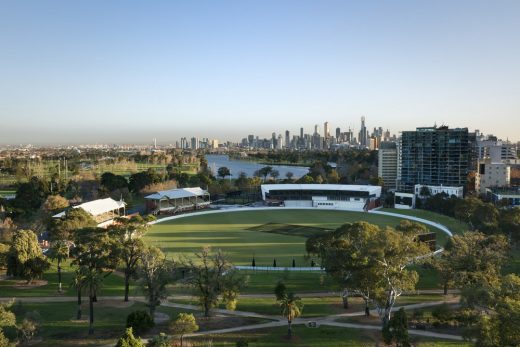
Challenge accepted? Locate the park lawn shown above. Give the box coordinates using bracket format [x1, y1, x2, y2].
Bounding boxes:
[188, 324, 469, 347]
[0, 260, 136, 298]
[0, 189, 15, 197]
[147, 209, 453, 268]
[7, 300, 183, 347]
[167, 270, 341, 295]
[171, 294, 447, 318]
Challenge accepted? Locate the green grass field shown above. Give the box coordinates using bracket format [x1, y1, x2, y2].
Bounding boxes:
[189, 324, 470, 347]
[147, 209, 455, 267]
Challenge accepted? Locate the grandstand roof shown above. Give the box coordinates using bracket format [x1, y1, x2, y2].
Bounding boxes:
[53, 198, 126, 218]
[144, 187, 209, 200]
[261, 184, 381, 195]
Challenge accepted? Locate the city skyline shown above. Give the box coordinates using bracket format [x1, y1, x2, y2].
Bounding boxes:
[1, 0, 520, 144]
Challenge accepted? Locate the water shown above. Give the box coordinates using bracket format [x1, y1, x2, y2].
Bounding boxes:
[205, 154, 309, 178]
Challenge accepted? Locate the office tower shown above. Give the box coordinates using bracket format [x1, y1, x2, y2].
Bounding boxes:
[277, 134, 283, 150]
[190, 137, 199, 150]
[336, 127, 341, 140]
[248, 135, 255, 147]
[300, 127, 304, 139]
[378, 142, 398, 190]
[384, 129, 391, 141]
[181, 137, 187, 149]
[211, 139, 219, 149]
[399, 126, 470, 191]
[285, 130, 290, 149]
[324, 122, 330, 138]
[359, 116, 368, 147]
[314, 124, 319, 135]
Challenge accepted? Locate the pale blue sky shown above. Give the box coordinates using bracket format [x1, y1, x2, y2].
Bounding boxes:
[0, 0, 519, 145]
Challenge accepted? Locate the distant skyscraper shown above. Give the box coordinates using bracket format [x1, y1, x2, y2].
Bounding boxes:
[336, 127, 341, 140]
[285, 130, 290, 149]
[191, 137, 199, 150]
[324, 122, 330, 138]
[314, 124, 319, 135]
[277, 134, 283, 150]
[300, 127, 304, 139]
[359, 116, 368, 147]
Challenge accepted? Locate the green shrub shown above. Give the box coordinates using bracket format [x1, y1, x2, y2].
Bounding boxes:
[432, 303, 453, 323]
[147, 333, 170, 347]
[126, 310, 155, 335]
[115, 327, 144, 347]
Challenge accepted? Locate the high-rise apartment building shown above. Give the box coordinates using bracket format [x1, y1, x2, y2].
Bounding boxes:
[378, 142, 398, 190]
[399, 126, 470, 191]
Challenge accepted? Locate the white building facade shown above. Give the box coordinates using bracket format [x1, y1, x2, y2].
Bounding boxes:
[261, 184, 382, 211]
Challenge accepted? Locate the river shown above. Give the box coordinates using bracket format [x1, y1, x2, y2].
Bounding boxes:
[205, 154, 309, 178]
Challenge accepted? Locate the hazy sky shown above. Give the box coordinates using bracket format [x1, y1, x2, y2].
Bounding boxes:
[1, 0, 519, 145]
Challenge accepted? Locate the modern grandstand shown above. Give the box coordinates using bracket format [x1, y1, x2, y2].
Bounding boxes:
[261, 184, 382, 211]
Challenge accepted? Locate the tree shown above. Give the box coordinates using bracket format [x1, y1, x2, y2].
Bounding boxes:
[274, 281, 287, 301]
[217, 167, 231, 180]
[109, 216, 154, 302]
[0, 303, 15, 347]
[184, 247, 243, 317]
[12, 177, 49, 213]
[42, 195, 69, 214]
[258, 166, 273, 181]
[285, 172, 294, 182]
[47, 240, 69, 292]
[170, 313, 199, 347]
[129, 169, 161, 193]
[83, 266, 104, 335]
[139, 246, 171, 319]
[270, 170, 280, 182]
[6, 230, 50, 283]
[499, 207, 520, 242]
[327, 170, 340, 184]
[115, 327, 144, 347]
[307, 222, 429, 326]
[471, 203, 500, 234]
[383, 307, 410, 347]
[71, 227, 117, 334]
[49, 208, 96, 241]
[235, 172, 249, 189]
[101, 172, 128, 192]
[126, 310, 154, 335]
[278, 292, 303, 338]
[454, 197, 483, 226]
[465, 274, 520, 347]
[443, 232, 509, 290]
[71, 267, 86, 320]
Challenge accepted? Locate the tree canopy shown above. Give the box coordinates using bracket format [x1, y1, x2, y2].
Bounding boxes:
[307, 221, 430, 325]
